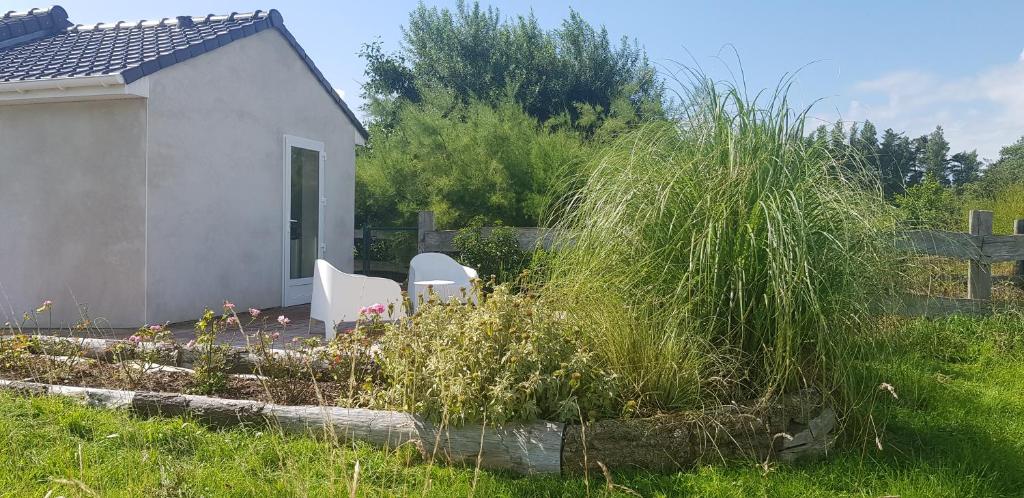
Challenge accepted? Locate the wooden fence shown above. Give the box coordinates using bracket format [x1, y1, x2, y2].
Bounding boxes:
[405, 209, 1024, 317]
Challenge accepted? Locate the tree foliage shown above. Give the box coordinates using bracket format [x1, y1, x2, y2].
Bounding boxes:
[922, 126, 951, 184]
[356, 95, 594, 228]
[359, 1, 664, 131]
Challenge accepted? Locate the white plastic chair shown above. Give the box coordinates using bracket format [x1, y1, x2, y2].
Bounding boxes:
[311, 259, 405, 340]
[407, 253, 478, 312]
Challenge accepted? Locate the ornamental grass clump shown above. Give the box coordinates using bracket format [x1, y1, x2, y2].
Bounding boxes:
[543, 74, 900, 415]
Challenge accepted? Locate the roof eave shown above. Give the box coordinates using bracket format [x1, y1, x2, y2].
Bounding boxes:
[0, 73, 125, 92]
[264, 11, 368, 142]
[0, 74, 150, 105]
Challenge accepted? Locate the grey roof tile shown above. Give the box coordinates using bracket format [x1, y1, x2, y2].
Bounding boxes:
[0, 6, 366, 139]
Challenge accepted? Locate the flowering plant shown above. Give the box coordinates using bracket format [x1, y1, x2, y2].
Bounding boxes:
[189, 309, 232, 394]
[112, 322, 174, 388]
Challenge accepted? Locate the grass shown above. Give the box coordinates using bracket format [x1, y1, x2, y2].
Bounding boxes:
[542, 73, 900, 414]
[3, 314, 1024, 497]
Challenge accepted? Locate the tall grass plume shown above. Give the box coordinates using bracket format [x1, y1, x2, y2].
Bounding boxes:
[542, 71, 900, 415]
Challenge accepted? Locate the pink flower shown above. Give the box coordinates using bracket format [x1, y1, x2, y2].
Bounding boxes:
[185, 340, 196, 349]
[277, 315, 291, 326]
[36, 300, 53, 313]
[223, 301, 236, 310]
[369, 303, 386, 315]
[270, 332, 281, 340]
[248, 308, 261, 317]
[127, 335, 142, 344]
[358, 306, 369, 315]
[226, 316, 239, 326]
[148, 324, 163, 333]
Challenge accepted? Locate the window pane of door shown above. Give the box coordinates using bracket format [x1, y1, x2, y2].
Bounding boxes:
[289, 146, 320, 279]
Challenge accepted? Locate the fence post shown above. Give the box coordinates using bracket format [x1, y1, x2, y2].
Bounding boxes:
[968, 210, 993, 300]
[417, 211, 435, 253]
[1013, 219, 1024, 289]
[362, 222, 371, 275]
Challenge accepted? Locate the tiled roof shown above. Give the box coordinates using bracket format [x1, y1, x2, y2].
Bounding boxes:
[0, 6, 367, 139]
[0, 7, 71, 49]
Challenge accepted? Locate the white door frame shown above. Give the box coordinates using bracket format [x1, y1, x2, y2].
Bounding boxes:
[282, 134, 326, 306]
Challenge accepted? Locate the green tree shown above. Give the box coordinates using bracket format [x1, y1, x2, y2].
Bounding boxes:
[851, 120, 880, 180]
[807, 124, 828, 149]
[359, 1, 663, 131]
[828, 120, 847, 154]
[878, 128, 916, 197]
[356, 96, 594, 229]
[949, 150, 981, 187]
[906, 134, 929, 187]
[977, 136, 1024, 195]
[922, 126, 951, 185]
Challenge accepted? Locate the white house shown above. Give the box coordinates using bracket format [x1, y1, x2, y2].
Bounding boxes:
[0, 7, 366, 327]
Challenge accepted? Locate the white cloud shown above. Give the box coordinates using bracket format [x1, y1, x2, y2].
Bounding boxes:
[334, 88, 346, 99]
[826, 58, 1024, 161]
[1019, 48, 1024, 62]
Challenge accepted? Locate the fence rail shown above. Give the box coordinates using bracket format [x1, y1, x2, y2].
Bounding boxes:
[359, 210, 1024, 317]
[895, 231, 1024, 263]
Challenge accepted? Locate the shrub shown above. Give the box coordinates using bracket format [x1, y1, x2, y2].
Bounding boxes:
[452, 220, 528, 284]
[542, 74, 900, 414]
[370, 284, 615, 424]
[894, 174, 961, 230]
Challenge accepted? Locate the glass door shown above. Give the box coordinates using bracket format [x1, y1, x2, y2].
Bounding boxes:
[283, 135, 325, 306]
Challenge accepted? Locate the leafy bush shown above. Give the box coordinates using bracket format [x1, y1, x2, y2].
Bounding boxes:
[452, 220, 527, 283]
[356, 96, 594, 228]
[370, 284, 615, 424]
[542, 74, 900, 414]
[894, 174, 961, 230]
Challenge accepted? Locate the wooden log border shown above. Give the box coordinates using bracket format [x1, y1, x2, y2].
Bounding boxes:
[0, 378, 833, 475]
[15, 335, 341, 375]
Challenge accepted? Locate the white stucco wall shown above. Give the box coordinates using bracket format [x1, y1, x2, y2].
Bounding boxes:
[144, 29, 357, 324]
[0, 99, 147, 327]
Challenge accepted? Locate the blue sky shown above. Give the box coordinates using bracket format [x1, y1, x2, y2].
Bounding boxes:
[12, 1, 1024, 159]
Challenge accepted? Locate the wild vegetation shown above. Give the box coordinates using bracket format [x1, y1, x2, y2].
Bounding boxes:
[542, 75, 901, 417]
[4, 314, 1024, 496]
[6, 1, 1024, 495]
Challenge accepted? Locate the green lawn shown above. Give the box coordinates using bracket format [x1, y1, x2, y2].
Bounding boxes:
[2, 315, 1024, 497]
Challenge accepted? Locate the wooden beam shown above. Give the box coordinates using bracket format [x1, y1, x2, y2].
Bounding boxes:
[417, 211, 435, 253]
[893, 294, 993, 318]
[978, 234, 1024, 263]
[894, 230, 980, 260]
[1014, 219, 1024, 288]
[894, 230, 1024, 263]
[0, 379, 563, 475]
[968, 210, 993, 300]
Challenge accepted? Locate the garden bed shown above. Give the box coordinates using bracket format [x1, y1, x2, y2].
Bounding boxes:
[0, 359, 834, 475]
[0, 354, 346, 406]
